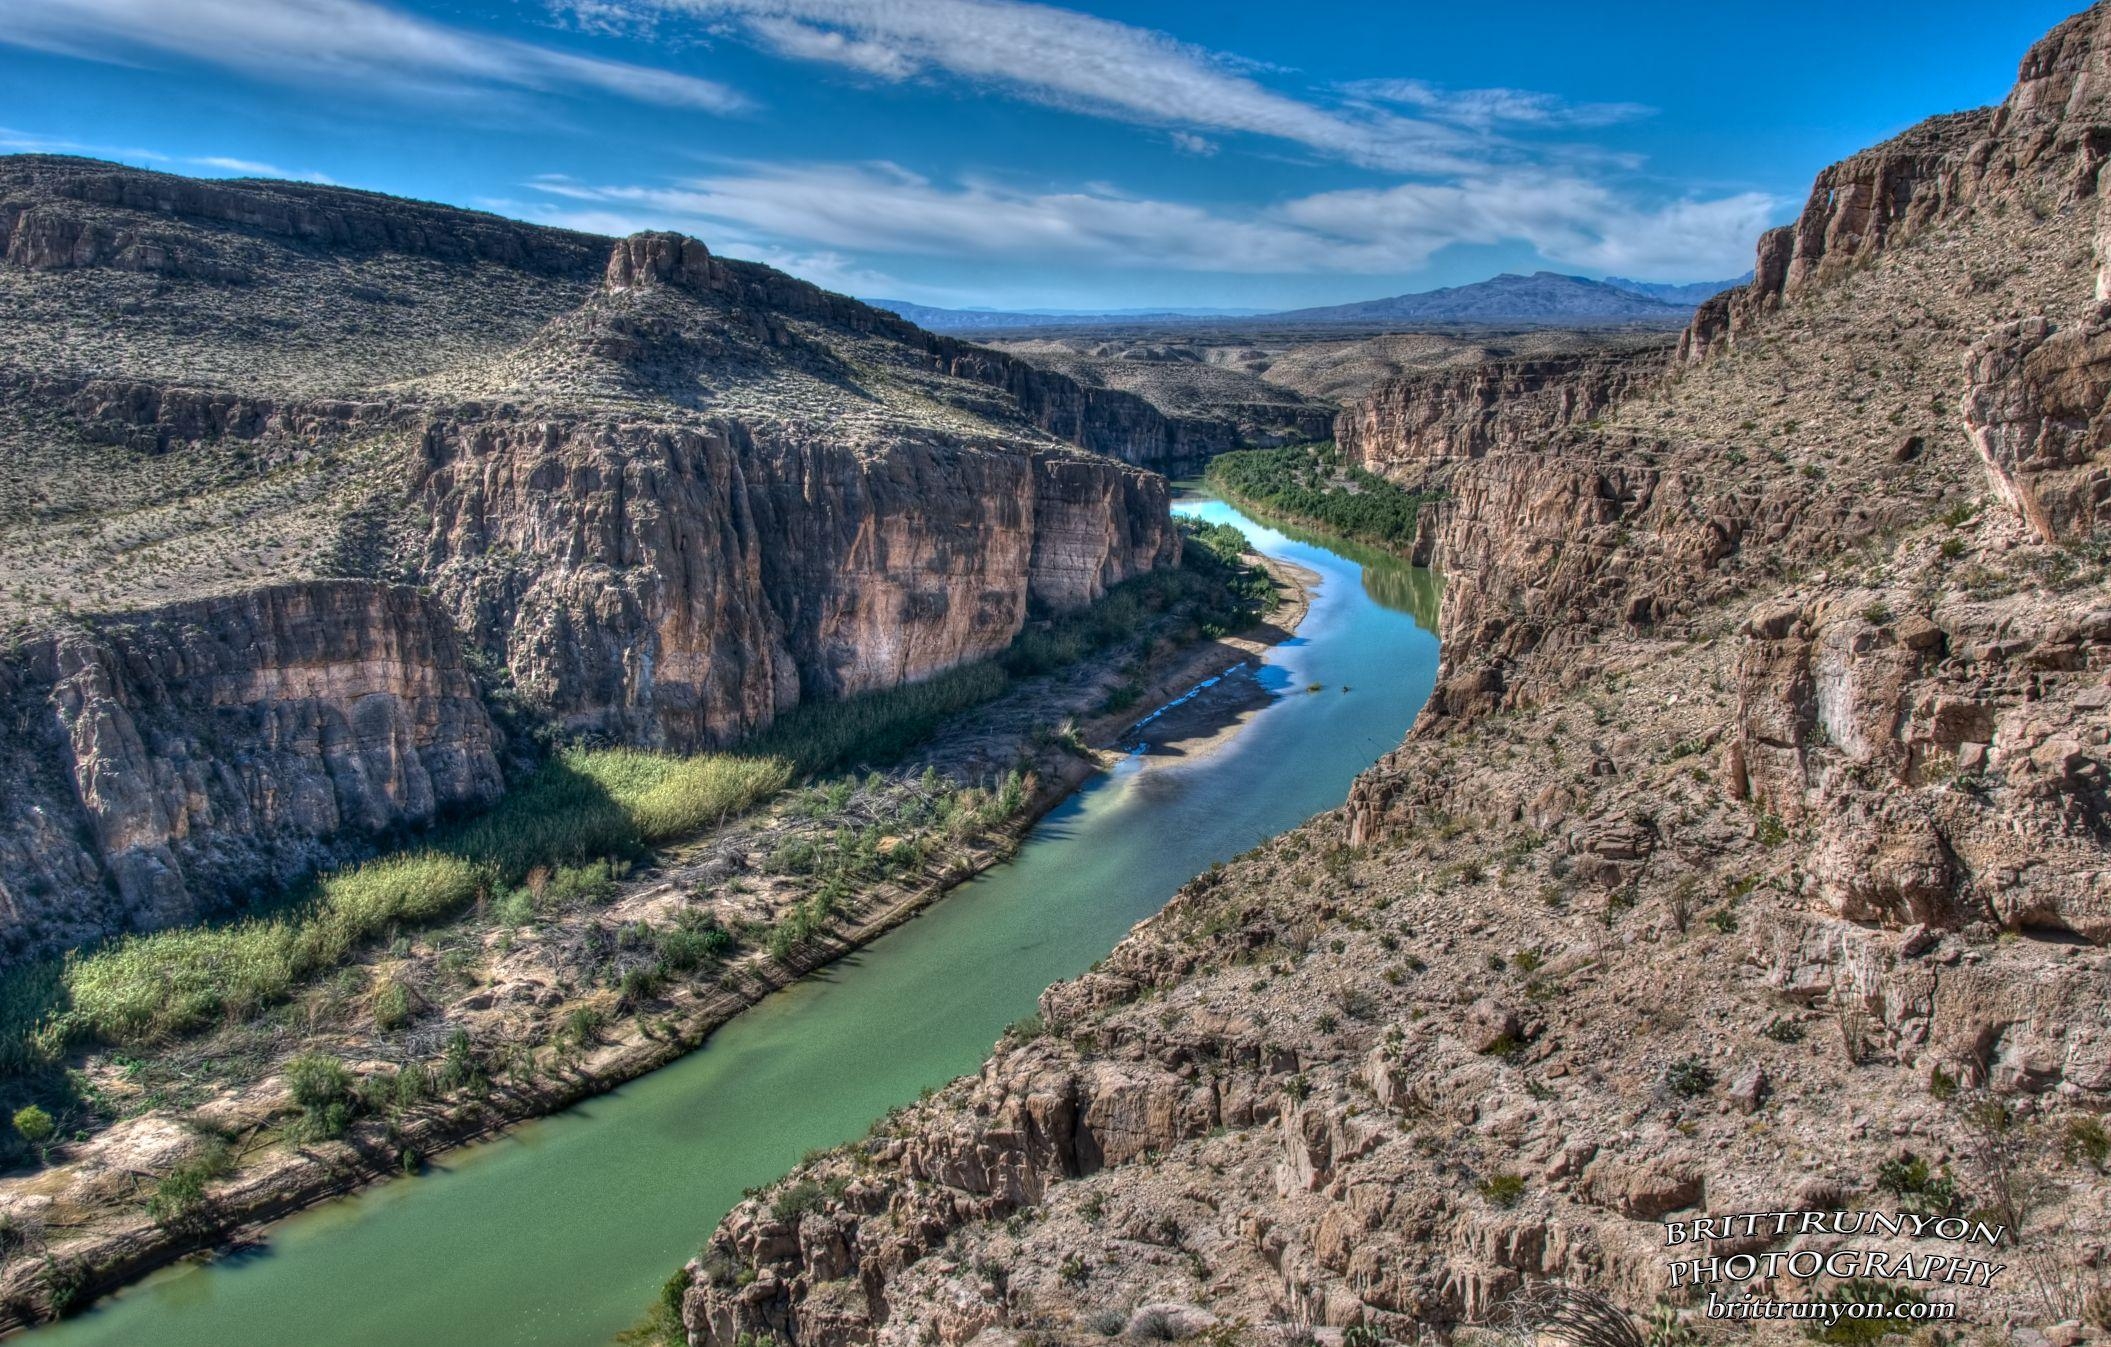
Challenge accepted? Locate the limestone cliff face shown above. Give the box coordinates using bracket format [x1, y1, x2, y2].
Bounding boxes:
[1963, 308, 2111, 542]
[1335, 350, 1666, 489]
[0, 583, 501, 960]
[411, 412, 1176, 748]
[679, 10, 2111, 1344]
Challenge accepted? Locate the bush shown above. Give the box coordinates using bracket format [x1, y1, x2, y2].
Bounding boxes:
[147, 1142, 233, 1227]
[770, 1175, 848, 1223]
[1761, 1017, 1806, 1044]
[1808, 1279, 1929, 1345]
[1663, 1057, 1716, 1098]
[1476, 1172, 1527, 1208]
[285, 1052, 354, 1142]
[373, 976, 414, 1031]
[1875, 1155, 1964, 1217]
[11, 1105, 53, 1151]
[656, 914, 734, 973]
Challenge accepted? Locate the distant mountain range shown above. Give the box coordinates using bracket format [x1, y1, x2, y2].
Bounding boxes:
[870, 271, 1750, 335]
[864, 300, 1270, 331]
[1604, 274, 1754, 305]
[1264, 271, 1717, 328]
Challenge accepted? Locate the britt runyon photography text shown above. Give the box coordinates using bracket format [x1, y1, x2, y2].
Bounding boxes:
[1662, 1210, 2007, 1323]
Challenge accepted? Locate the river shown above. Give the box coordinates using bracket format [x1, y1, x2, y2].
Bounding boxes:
[29, 492, 1441, 1347]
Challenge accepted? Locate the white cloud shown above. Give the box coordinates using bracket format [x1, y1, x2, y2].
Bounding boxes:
[580, 0, 1487, 172]
[1343, 80, 1652, 131]
[1169, 132, 1218, 157]
[525, 162, 1777, 282]
[2, 0, 749, 112]
[1281, 177, 1777, 280]
[0, 126, 169, 161]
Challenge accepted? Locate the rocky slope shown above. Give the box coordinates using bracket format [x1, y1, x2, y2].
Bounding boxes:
[0, 161, 1196, 961]
[678, 8, 2111, 1345]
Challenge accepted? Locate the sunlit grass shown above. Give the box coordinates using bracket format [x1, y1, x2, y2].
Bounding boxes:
[52, 749, 790, 1048]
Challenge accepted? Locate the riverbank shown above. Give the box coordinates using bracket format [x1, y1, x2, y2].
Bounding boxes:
[0, 550, 1313, 1332]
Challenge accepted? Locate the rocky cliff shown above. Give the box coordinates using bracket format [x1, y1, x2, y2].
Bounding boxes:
[0, 583, 500, 961]
[0, 163, 1184, 961]
[679, 8, 2111, 1344]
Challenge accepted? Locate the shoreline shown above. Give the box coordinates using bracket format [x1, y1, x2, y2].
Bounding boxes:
[0, 550, 1314, 1334]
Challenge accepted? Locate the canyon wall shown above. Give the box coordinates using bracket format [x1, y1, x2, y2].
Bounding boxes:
[0, 583, 501, 961]
[0, 176, 1188, 961]
[1334, 349, 1667, 488]
[678, 7, 2111, 1344]
[412, 412, 1177, 749]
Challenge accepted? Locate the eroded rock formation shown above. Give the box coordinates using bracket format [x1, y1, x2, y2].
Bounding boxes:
[0, 164, 1186, 959]
[0, 583, 500, 958]
[679, 7, 2111, 1344]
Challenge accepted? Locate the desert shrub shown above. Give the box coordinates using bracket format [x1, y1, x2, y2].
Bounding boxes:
[1477, 1172, 1527, 1208]
[285, 1052, 354, 1141]
[1875, 1155, 1964, 1217]
[147, 1141, 233, 1227]
[1662, 1057, 1716, 1098]
[11, 1105, 53, 1152]
[1807, 1279, 1929, 1345]
[656, 914, 734, 972]
[1761, 1017, 1806, 1044]
[770, 1175, 848, 1222]
[2065, 1115, 2111, 1170]
[372, 976, 415, 1031]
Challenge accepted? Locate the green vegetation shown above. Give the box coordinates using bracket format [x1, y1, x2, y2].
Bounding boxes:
[1206, 442, 1430, 553]
[765, 770, 1031, 961]
[770, 1174, 850, 1223]
[1805, 1280, 1931, 1345]
[10, 1104, 52, 1153]
[147, 1140, 234, 1228]
[1475, 1171, 1527, 1208]
[44, 750, 791, 1052]
[286, 1052, 355, 1142]
[1875, 1154, 1964, 1217]
[1662, 1057, 1717, 1098]
[0, 515, 1273, 1156]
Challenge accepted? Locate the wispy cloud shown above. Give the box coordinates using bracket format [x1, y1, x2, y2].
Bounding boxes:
[523, 161, 1776, 282]
[1342, 80, 1653, 131]
[189, 156, 335, 184]
[577, 0, 1491, 172]
[3, 0, 749, 112]
[0, 126, 169, 161]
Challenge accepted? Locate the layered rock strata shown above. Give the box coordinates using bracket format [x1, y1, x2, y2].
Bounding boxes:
[679, 7, 2111, 1344]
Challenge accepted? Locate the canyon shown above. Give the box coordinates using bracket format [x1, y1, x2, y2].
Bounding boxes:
[678, 7, 2111, 1346]
[0, 163, 1217, 960]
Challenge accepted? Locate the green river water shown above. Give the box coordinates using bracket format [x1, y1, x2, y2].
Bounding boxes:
[30, 492, 1441, 1347]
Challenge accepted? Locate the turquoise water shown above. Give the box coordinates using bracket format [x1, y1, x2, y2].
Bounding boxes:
[30, 494, 1439, 1347]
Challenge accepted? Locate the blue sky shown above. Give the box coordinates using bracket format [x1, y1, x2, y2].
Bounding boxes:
[0, 0, 2085, 309]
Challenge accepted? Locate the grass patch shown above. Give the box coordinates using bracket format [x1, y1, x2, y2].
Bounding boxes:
[29, 749, 790, 1054]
